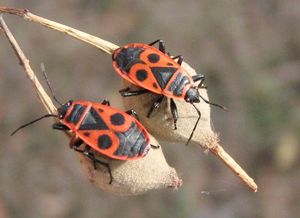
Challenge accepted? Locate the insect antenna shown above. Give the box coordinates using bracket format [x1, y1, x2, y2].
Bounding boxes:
[186, 103, 202, 145]
[41, 63, 63, 106]
[11, 114, 58, 136]
[199, 94, 228, 111]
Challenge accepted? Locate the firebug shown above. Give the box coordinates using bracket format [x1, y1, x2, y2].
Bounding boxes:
[11, 69, 153, 184]
[112, 39, 226, 144]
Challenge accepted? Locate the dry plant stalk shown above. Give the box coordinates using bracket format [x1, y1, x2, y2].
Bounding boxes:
[0, 7, 257, 192]
[0, 15, 181, 196]
[0, 7, 118, 54]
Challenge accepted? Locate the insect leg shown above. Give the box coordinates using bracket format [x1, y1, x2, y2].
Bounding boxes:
[119, 87, 150, 97]
[125, 109, 140, 121]
[148, 39, 166, 54]
[52, 123, 70, 131]
[192, 74, 206, 88]
[192, 74, 205, 82]
[69, 137, 84, 149]
[172, 55, 184, 65]
[150, 144, 160, 149]
[147, 95, 165, 118]
[82, 146, 113, 184]
[170, 98, 178, 130]
[70, 138, 94, 166]
[101, 98, 110, 106]
[72, 142, 113, 184]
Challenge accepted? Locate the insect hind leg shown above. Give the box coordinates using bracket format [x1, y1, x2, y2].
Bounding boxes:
[82, 146, 113, 184]
[147, 95, 165, 118]
[70, 138, 113, 184]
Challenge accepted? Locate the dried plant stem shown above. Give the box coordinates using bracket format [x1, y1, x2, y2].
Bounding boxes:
[0, 7, 118, 54]
[0, 15, 56, 114]
[211, 143, 257, 192]
[0, 7, 257, 192]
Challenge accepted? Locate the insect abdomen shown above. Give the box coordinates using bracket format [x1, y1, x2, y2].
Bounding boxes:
[114, 122, 149, 158]
[167, 72, 190, 97]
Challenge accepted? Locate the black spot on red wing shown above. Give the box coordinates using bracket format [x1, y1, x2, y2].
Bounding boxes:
[110, 113, 125, 126]
[167, 62, 174, 66]
[98, 134, 112, 149]
[147, 53, 160, 63]
[98, 108, 104, 113]
[136, 69, 148, 82]
[79, 107, 108, 130]
[152, 83, 158, 89]
[83, 132, 90, 137]
[150, 67, 177, 89]
[66, 104, 86, 124]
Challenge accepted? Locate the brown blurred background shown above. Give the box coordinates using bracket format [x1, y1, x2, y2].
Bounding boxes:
[1, 0, 300, 217]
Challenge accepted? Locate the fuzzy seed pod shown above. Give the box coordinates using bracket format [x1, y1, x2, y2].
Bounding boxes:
[122, 61, 218, 149]
[77, 135, 182, 196]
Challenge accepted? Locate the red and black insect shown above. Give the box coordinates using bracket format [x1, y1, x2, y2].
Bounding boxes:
[112, 39, 226, 144]
[11, 71, 152, 184]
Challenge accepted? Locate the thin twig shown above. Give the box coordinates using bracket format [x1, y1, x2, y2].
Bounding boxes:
[0, 15, 56, 114]
[0, 7, 257, 192]
[211, 143, 257, 192]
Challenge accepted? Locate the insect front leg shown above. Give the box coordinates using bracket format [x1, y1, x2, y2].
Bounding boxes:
[52, 123, 70, 131]
[192, 74, 206, 88]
